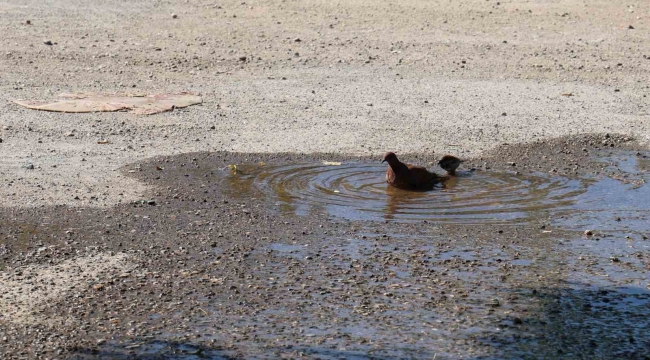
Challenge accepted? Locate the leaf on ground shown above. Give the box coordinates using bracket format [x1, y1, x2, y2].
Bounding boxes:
[14, 92, 202, 115]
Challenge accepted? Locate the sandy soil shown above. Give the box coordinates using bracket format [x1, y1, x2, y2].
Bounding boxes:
[1, 0, 649, 208]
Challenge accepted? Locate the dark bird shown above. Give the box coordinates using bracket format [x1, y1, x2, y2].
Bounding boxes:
[438, 155, 464, 176]
[382, 152, 440, 190]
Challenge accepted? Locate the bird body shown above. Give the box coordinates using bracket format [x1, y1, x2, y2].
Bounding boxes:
[382, 152, 440, 190]
[438, 155, 464, 176]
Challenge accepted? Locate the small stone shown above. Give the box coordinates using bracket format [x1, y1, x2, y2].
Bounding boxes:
[44, 40, 53, 46]
[584, 230, 593, 236]
[501, 112, 507, 116]
[238, 56, 247, 62]
[92, 284, 105, 291]
[23, 163, 34, 170]
[294, 38, 301, 42]
[508, 162, 516, 166]
[513, 317, 523, 325]
[611, 257, 620, 263]
[628, 25, 634, 29]
[26, 20, 31, 25]
[172, 14, 178, 19]
[147, 200, 156, 205]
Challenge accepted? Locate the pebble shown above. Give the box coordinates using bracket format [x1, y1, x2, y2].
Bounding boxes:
[172, 14, 178, 19]
[92, 284, 105, 291]
[43, 40, 53, 46]
[584, 230, 593, 236]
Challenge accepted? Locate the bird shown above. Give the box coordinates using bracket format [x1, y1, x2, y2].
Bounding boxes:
[438, 155, 464, 176]
[382, 152, 440, 190]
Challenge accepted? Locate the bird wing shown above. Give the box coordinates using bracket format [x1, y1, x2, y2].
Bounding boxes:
[406, 164, 439, 187]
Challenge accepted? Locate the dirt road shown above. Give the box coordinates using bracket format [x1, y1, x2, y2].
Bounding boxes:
[1, 1, 649, 359]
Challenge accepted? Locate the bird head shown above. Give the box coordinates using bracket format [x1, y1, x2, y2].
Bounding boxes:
[382, 152, 398, 164]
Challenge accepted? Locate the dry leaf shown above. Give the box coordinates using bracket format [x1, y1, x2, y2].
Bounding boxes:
[14, 92, 202, 115]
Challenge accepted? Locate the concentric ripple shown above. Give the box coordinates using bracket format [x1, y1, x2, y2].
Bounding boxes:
[228, 163, 591, 224]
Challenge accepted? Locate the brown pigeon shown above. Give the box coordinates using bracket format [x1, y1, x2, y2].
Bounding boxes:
[438, 155, 464, 176]
[382, 152, 440, 190]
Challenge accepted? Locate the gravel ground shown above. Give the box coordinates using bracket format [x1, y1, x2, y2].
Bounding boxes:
[1, 0, 649, 207]
[1, 136, 649, 359]
[1, 0, 650, 359]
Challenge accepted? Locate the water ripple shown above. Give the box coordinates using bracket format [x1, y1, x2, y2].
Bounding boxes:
[228, 163, 590, 224]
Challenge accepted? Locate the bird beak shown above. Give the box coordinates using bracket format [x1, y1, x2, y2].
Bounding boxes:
[381, 159, 386, 164]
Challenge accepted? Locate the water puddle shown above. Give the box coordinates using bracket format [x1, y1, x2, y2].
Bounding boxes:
[225, 163, 589, 224]
[552, 177, 650, 234]
[73, 340, 229, 359]
[220, 150, 650, 232]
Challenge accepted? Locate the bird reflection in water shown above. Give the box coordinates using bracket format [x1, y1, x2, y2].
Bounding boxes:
[383, 175, 458, 221]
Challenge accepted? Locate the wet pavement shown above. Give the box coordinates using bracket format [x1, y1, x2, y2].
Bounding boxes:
[0, 135, 649, 359]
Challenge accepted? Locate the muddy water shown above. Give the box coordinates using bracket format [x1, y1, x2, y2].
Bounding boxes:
[223, 151, 650, 233]
[226, 163, 590, 224]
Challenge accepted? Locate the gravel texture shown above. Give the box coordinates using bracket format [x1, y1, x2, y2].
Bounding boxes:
[1, 1, 650, 359]
[1, 0, 649, 208]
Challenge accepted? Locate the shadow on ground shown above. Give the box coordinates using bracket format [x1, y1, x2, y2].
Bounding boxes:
[483, 284, 650, 360]
[67, 284, 650, 360]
